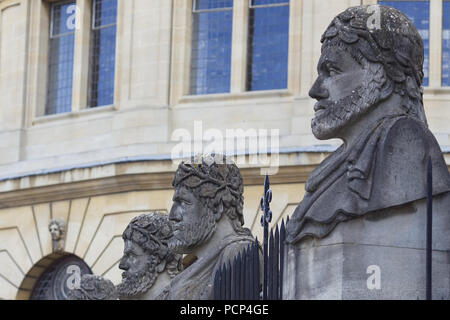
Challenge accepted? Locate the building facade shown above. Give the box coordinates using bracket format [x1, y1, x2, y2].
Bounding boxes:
[0, 0, 448, 299]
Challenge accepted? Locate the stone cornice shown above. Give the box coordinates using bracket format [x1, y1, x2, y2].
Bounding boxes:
[0, 164, 316, 209]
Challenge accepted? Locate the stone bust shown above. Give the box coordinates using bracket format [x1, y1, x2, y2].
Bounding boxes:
[116, 212, 183, 300]
[68, 275, 118, 300]
[283, 5, 450, 299]
[158, 154, 256, 300]
[48, 218, 66, 252]
[286, 5, 450, 244]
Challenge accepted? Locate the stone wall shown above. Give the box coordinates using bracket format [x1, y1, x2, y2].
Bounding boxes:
[0, 0, 449, 299]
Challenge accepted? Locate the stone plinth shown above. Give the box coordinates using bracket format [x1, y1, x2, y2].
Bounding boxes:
[284, 193, 450, 300]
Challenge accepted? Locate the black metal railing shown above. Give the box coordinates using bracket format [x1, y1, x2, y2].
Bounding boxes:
[213, 240, 260, 300]
[266, 219, 286, 300]
[214, 174, 287, 300]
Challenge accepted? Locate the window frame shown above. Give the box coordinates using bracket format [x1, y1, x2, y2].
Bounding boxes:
[180, 0, 297, 101]
[189, 0, 234, 95]
[49, 0, 78, 38]
[30, 0, 119, 121]
[87, 0, 118, 108]
[45, 0, 77, 115]
[246, 0, 290, 92]
[248, 0, 289, 9]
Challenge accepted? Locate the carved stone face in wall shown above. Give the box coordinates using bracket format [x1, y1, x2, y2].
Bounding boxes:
[49, 223, 61, 241]
[48, 219, 66, 247]
[117, 239, 158, 296]
[309, 46, 383, 140]
[168, 185, 216, 254]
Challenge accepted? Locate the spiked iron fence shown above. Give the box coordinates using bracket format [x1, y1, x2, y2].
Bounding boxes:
[213, 240, 260, 300]
[214, 174, 286, 300]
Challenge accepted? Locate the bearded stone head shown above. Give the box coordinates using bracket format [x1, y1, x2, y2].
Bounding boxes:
[68, 275, 118, 300]
[310, 5, 426, 141]
[168, 154, 246, 255]
[116, 213, 183, 298]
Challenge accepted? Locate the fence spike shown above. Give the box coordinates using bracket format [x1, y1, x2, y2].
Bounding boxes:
[214, 268, 220, 300]
[232, 255, 237, 300]
[236, 252, 242, 300]
[226, 261, 232, 300]
[253, 240, 260, 300]
[240, 249, 245, 299]
[220, 264, 226, 300]
[268, 228, 274, 300]
[274, 225, 280, 300]
[247, 246, 252, 301]
[280, 219, 286, 300]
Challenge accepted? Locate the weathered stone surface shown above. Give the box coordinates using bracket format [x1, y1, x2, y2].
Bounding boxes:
[159, 154, 256, 300]
[68, 275, 119, 300]
[117, 212, 183, 300]
[68, 212, 183, 300]
[284, 194, 450, 299]
[284, 4, 450, 299]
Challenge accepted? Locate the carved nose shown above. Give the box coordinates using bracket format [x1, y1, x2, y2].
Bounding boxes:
[169, 205, 182, 222]
[119, 260, 129, 271]
[309, 77, 329, 100]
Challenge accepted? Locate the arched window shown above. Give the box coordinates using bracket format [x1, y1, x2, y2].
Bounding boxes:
[30, 254, 92, 300]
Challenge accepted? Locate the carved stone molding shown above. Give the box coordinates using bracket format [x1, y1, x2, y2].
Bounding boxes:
[0, 164, 316, 209]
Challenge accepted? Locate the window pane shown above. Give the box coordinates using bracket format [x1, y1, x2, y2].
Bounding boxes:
[46, 1, 76, 115]
[51, 1, 77, 36]
[88, 0, 117, 108]
[379, 1, 430, 87]
[195, 0, 233, 10]
[247, 2, 289, 91]
[190, 2, 233, 95]
[93, 0, 118, 27]
[252, 0, 289, 6]
[443, 0, 450, 86]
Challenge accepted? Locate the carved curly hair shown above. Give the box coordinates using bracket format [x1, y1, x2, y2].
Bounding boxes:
[122, 212, 183, 278]
[172, 154, 247, 234]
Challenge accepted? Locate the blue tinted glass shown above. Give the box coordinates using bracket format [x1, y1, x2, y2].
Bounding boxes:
[443, 1, 450, 86]
[247, 4, 289, 91]
[89, 27, 116, 107]
[252, 0, 289, 6]
[89, 0, 117, 107]
[94, 0, 118, 27]
[190, 10, 233, 94]
[196, 0, 233, 10]
[46, 34, 75, 114]
[379, 1, 429, 86]
[52, 1, 76, 36]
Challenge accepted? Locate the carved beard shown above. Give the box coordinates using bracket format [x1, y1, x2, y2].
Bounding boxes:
[168, 209, 217, 254]
[116, 258, 157, 297]
[311, 80, 381, 140]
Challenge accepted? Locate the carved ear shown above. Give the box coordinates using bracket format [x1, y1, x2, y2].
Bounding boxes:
[215, 203, 224, 222]
[156, 260, 167, 273]
[379, 79, 394, 101]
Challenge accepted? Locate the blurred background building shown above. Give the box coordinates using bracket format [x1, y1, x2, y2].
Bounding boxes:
[0, 0, 448, 299]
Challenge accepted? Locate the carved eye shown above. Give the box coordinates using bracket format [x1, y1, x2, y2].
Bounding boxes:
[179, 198, 192, 205]
[329, 68, 339, 76]
[323, 62, 340, 77]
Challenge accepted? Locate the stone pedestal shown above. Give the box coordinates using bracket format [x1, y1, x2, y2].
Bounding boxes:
[283, 193, 450, 300]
